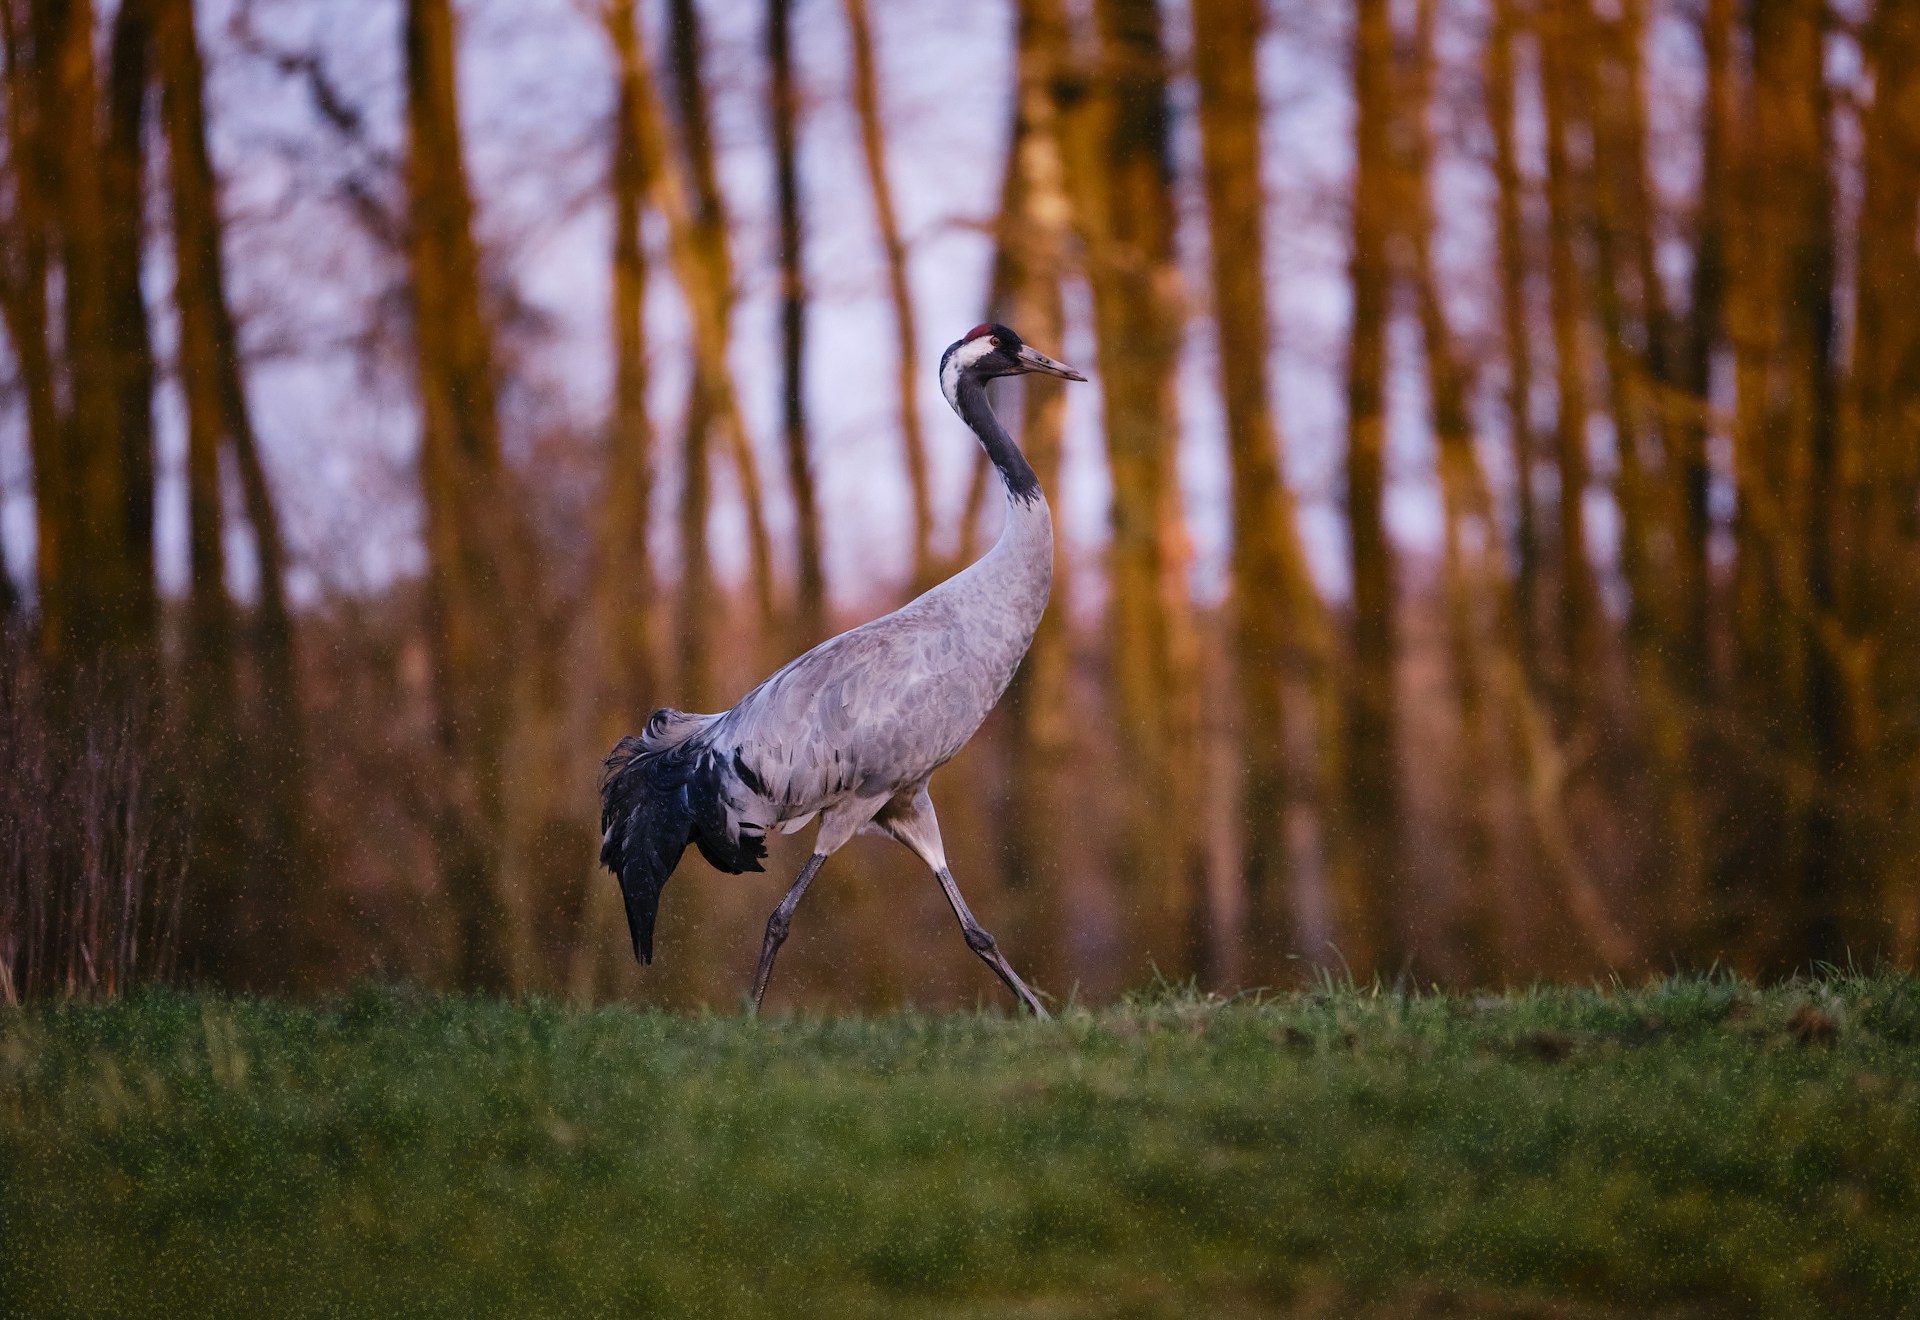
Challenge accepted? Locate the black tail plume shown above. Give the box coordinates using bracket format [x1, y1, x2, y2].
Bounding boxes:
[599, 724, 765, 965]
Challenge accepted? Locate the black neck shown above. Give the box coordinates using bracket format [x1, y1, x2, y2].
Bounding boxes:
[953, 374, 1041, 504]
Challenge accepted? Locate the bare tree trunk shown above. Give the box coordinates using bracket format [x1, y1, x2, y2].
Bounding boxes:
[1338, 0, 1403, 978]
[1584, 0, 1681, 648]
[1484, 0, 1539, 678]
[768, 0, 826, 646]
[664, 0, 776, 650]
[1785, 5, 1845, 970]
[160, 0, 314, 986]
[1643, 0, 1737, 957]
[0, 1, 68, 653]
[1720, 0, 1794, 964]
[601, 0, 659, 713]
[993, 0, 1075, 982]
[159, 0, 246, 983]
[1582, 18, 1654, 648]
[1613, 0, 1679, 638]
[8, 54, 49, 634]
[1051, 0, 1206, 978]
[3, 0, 141, 662]
[102, 0, 156, 648]
[405, 0, 518, 992]
[1724, 11, 1774, 702]
[1538, 0, 1599, 717]
[1851, 0, 1920, 964]
[1410, 0, 1634, 973]
[666, 0, 717, 706]
[1674, 0, 1733, 698]
[1746, 0, 1844, 966]
[1583, 0, 1708, 950]
[676, 382, 717, 708]
[0, 0, 159, 665]
[1716, 0, 1850, 969]
[52, 0, 139, 660]
[1192, 0, 1327, 973]
[1409, 0, 1501, 979]
[843, 0, 933, 590]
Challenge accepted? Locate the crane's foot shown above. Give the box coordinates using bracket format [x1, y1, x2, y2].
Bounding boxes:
[937, 868, 1049, 1020]
[963, 924, 1049, 1019]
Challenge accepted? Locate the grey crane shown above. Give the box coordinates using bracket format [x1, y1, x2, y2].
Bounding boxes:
[599, 323, 1083, 1018]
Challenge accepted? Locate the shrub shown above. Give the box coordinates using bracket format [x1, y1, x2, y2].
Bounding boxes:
[0, 637, 190, 1002]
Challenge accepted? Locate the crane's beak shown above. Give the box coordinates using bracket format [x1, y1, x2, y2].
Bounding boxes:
[1014, 343, 1087, 381]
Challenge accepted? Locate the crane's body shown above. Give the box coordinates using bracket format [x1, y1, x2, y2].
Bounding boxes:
[666, 486, 1050, 843]
[600, 325, 1082, 1016]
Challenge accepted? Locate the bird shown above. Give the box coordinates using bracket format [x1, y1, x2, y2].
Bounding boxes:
[599, 323, 1085, 1018]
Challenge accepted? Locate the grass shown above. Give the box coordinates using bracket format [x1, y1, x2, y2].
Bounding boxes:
[2, 975, 1918, 1318]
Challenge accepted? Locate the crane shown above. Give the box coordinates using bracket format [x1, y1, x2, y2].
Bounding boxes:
[599, 324, 1084, 1018]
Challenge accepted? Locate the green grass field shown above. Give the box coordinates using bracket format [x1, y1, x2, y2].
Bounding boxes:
[3, 975, 1918, 1319]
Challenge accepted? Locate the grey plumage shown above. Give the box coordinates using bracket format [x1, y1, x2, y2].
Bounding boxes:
[601, 324, 1083, 1016]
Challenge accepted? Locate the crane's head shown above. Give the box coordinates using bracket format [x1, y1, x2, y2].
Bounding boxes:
[940, 323, 1087, 391]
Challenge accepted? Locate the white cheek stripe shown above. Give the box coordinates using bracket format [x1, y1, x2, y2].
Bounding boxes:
[942, 336, 995, 409]
[941, 354, 962, 410]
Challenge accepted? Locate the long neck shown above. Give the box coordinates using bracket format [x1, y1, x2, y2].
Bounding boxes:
[937, 368, 1052, 681]
[950, 374, 1041, 503]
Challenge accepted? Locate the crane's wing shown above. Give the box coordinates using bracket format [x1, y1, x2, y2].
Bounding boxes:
[704, 598, 991, 815]
[600, 715, 767, 964]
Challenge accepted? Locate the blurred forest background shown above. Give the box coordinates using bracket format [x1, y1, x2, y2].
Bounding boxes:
[3, 0, 1919, 1007]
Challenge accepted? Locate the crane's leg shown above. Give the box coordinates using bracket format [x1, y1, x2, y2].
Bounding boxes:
[749, 852, 825, 1012]
[934, 867, 1050, 1020]
[747, 796, 887, 1013]
[878, 790, 1050, 1020]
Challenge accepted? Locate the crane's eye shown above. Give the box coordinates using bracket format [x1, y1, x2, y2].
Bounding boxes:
[989, 337, 1001, 348]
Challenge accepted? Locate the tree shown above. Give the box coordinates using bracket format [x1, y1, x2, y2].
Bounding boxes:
[1725, 0, 1845, 965]
[1050, 0, 1207, 976]
[1408, 0, 1502, 976]
[1538, 0, 1601, 712]
[599, 0, 660, 717]
[1191, 0, 1328, 970]
[1338, 0, 1403, 976]
[991, 0, 1076, 978]
[0, 0, 151, 662]
[1484, 0, 1540, 675]
[844, 0, 934, 590]
[161, 0, 245, 982]
[1849, 0, 1920, 962]
[102, 0, 156, 648]
[0, 3, 65, 646]
[768, 0, 826, 644]
[1674, 0, 1735, 696]
[1582, 0, 1708, 945]
[404, 0, 520, 991]
[663, 0, 776, 706]
[178, 0, 317, 984]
